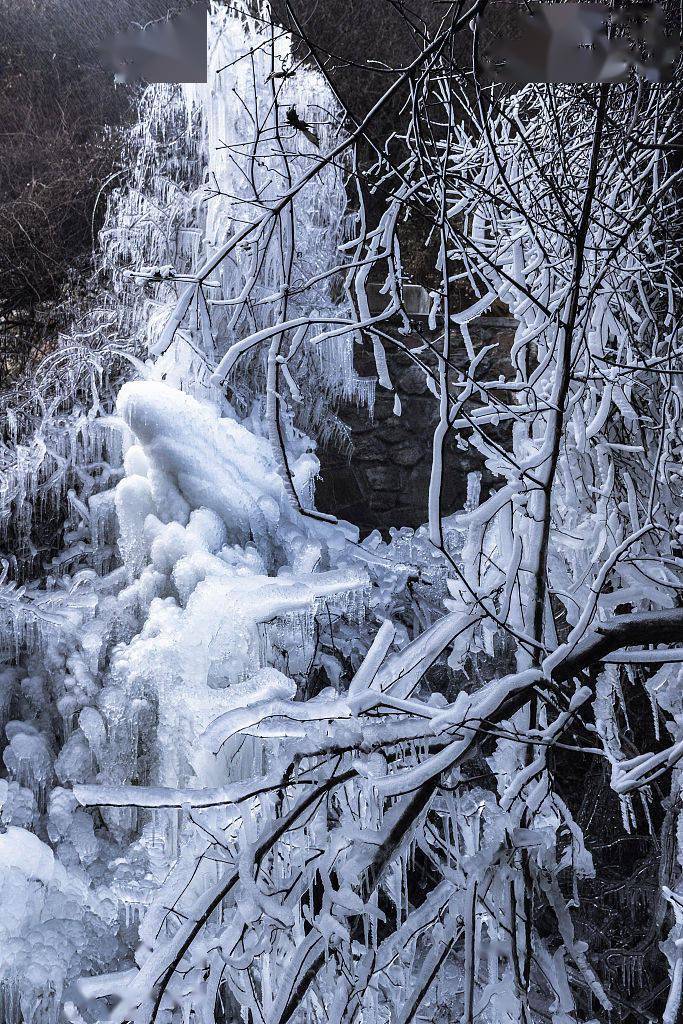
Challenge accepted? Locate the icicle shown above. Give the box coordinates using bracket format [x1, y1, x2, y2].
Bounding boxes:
[0, 978, 21, 1024]
[649, 686, 661, 742]
[464, 471, 481, 512]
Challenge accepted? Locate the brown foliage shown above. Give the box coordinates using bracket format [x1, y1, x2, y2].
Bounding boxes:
[0, 0, 193, 378]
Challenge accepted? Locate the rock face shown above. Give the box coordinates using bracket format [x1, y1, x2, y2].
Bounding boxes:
[316, 316, 516, 535]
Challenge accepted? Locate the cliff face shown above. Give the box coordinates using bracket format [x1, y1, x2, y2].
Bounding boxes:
[316, 316, 516, 535]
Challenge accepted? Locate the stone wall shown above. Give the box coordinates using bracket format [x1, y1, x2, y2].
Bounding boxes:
[315, 316, 516, 536]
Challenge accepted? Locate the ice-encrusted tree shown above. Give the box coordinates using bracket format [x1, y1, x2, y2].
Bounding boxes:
[1, 2, 682, 1024]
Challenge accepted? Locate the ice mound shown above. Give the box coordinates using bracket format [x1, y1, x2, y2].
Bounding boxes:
[117, 381, 311, 543]
[108, 379, 368, 791]
[118, 565, 366, 685]
[0, 828, 118, 1024]
[0, 827, 57, 884]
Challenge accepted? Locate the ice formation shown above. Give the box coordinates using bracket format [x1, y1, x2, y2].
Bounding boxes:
[0, 6, 409, 1021]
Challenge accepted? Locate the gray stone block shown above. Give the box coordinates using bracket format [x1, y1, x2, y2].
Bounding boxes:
[392, 439, 424, 466]
[352, 434, 388, 461]
[365, 464, 403, 491]
[398, 365, 429, 394]
[375, 420, 406, 443]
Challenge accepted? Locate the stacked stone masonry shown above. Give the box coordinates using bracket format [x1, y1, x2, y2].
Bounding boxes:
[316, 316, 516, 536]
